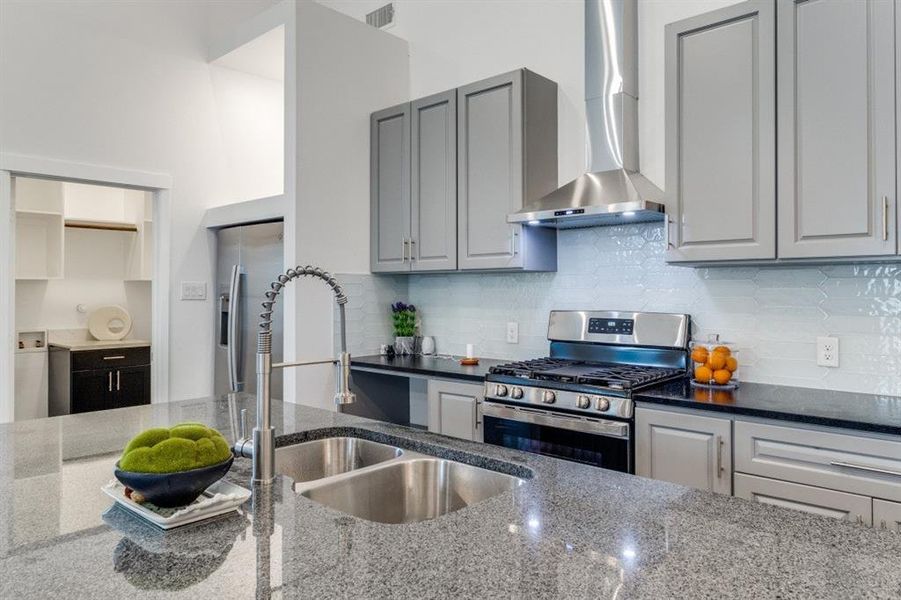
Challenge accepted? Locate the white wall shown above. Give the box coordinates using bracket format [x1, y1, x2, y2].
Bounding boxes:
[284, 2, 409, 410]
[209, 65, 284, 203]
[0, 0, 278, 402]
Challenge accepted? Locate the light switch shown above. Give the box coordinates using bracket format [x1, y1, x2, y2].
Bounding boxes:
[506, 322, 519, 344]
[180, 281, 207, 301]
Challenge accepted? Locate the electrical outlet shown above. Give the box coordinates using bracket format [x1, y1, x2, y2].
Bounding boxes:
[180, 281, 207, 301]
[817, 336, 839, 367]
[506, 322, 519, 344]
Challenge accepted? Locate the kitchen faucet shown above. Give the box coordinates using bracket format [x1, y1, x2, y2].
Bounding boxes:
[233, 265, 355, 484]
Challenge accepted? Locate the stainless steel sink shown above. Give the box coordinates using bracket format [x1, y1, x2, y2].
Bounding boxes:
[297, 457, 520, 524]
[275, 437, 402, 484]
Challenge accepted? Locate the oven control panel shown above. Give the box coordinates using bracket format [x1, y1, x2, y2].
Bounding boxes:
[587, 318, 634, 335]
[483, 383, 633, 419]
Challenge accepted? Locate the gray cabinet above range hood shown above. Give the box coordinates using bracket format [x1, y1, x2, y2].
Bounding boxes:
[508, 0, 665, 229]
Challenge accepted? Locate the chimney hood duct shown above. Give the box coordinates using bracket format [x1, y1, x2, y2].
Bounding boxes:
[508, 0, 665, 229]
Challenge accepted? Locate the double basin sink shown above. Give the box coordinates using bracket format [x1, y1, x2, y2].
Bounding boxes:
[274, 437, 520, 524]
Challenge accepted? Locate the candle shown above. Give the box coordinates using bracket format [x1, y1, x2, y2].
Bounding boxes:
[465, 343, 474, 359]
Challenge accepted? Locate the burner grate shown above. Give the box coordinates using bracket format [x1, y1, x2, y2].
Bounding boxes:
[576, 366, 685, 390]
[489, 358, 685, 391]
[487, 358, 580, 378]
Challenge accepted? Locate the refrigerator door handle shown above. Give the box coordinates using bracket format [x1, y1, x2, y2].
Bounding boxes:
[227, 264, 243, 392]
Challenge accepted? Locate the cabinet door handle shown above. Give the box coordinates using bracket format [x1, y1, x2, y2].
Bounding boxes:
[401, 237, 407, 262]
[716, 435, 724, 477]
[116, 370, 121, 392]
[665, 217, 675, 249]
[856, 515, 864, 525]
[830, 460, 901, 478]
[108, 372, 113, 392]
[510, 229, 519, 256]
[883, 196, 889, 241]
[409, 238, 416, 261]
[103, 355, 125, 361]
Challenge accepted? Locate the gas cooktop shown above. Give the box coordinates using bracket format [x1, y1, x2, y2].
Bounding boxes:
[488, 358, 685, 391]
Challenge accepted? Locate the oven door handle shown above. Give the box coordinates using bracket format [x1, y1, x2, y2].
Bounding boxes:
[481, 402, 630, 439]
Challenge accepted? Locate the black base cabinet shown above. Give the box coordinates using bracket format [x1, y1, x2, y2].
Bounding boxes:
[50, 346, 151, 416]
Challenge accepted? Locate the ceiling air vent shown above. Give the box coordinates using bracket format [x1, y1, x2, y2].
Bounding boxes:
[365, 3, 395, 29]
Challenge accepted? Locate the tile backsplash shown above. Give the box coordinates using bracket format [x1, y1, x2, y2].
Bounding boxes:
[341, 222, 901, 396]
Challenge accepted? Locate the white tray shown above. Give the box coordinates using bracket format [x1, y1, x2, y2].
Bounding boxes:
[102, 479, 251, 530]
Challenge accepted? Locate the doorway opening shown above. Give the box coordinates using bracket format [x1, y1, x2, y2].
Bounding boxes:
[0, 158, 171, 423]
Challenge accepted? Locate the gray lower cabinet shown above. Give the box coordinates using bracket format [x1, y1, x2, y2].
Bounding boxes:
[874, 499, 901, 533]
[411, 90, 457, 271]
[635, 407, 732, 495]
[427, 379, 482, 442]
[735, 473, 873, 526]
[664, 0, 776, 263]
[777, 0, 896, 258]
[370, 102, 411, 273]
[457, 69, 557, 271]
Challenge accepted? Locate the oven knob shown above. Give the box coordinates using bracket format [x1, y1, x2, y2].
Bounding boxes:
[511, 387, 524, 400]
[495, 384, 509, 397]
[542, 390, 556, 404]
[596, 397, 611, 412]
[576, 395, 591, 409]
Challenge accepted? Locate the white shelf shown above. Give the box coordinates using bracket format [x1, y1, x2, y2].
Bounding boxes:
[13, 176, 154, 281]
[13, 177, 64, 213]
[16, 208, 63, 217]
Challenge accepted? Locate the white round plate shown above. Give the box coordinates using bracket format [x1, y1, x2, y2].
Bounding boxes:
[88, 305, 133, 340]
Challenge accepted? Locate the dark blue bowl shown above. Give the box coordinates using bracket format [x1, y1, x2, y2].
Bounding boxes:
[114, 456, 234, 508]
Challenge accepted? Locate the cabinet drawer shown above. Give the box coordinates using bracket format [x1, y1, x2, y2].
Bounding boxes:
[72, 347, 150, 371]
[735, 420, 901, 502]
[735, 473, 871, 526]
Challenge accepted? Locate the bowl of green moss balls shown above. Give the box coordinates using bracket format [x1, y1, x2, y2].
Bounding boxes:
[114, 422, 235, 508]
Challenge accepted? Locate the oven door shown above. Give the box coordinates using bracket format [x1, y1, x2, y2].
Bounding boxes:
[480, 401, 632, 473]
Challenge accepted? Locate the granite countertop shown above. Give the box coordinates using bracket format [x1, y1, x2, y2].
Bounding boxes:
[636, 378, 901, 436]
[4, 397, 901, 599]
[351, 353, 508, 382]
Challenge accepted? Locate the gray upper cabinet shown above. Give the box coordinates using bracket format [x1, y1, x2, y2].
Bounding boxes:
[777, 0, 895, 259]
[665, 0, 776, 263]
[370, 103, 411, 273]
[411, 90, 457, 272]
[457, 69, 557, 271]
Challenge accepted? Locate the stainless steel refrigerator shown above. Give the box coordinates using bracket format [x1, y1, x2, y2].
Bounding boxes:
[214, 221, 284, 398]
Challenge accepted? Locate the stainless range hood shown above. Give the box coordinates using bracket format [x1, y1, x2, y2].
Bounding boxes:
[508, 0, 664, 229]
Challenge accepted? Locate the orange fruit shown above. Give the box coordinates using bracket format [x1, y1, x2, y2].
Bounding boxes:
[713, 369, 732, 385]
[694, 365, 713, 382]
[725, 356, 738, 372]
[691, 347, 709, 364]
[707, 353, 726, 370]
[713, 345, 732, 357]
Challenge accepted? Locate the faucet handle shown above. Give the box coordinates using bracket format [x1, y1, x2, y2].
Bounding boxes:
[240, 408, 249, 441]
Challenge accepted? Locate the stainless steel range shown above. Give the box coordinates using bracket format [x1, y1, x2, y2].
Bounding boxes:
[482, 310, 691, 473]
